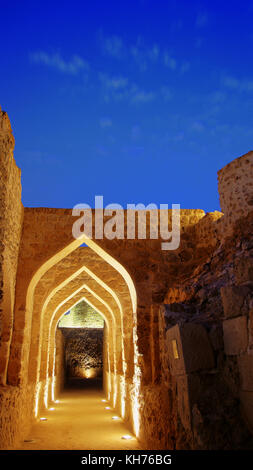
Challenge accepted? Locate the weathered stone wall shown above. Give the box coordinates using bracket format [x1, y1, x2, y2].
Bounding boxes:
[221, 246, 253, 435]
[218, 150, 253, 239]
[218, 150, 253, 218]
[0, 108, 28, 450]
[132, 151, 253, 449]
[0, 107, 23, 385]
[0, 384, 34, 449]
[60, 327, 103, 380]
[137, 208, 253, 449]
[54, 328, 65, 398]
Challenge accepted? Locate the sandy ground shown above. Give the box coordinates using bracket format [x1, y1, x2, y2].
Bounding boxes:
[17, 383, 141, 450]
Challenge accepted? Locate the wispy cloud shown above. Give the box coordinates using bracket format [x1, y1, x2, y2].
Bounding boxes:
[222, 75, 253, 92]
[98, 32, 188, 75]
[99, 117, 112, 128]
[95, 144, 108, 157]
[131, 90, 155, 103]
[100, 33, 124, 59]
[148, 44, 160, 61]
[164, 52, 177, 70]
[191, 120, 205, 132]
[99, 73, 129, 90]
[30, 51, 89, 75]
[20, 150, 61, 167]
[222, 76, 239, 89]
[131, 41, 178, 72]
[99, 72, 155, 104]
[180, 61, 190, 74]
[208, 90, 226, 104]
[99, 73, 129, 101]
[161, 86, 173, 101]
[99, 71, 176, 105]
[130, 36, 148, 71]
[196, 12, 208, 28]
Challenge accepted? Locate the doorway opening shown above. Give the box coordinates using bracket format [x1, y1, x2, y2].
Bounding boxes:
[58, 300, 104, 390]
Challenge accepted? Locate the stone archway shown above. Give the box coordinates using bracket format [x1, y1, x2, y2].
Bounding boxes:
[8, 233, 140, 437]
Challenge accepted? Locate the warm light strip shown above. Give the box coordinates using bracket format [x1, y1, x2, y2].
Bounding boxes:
[36, 281, 115, 415]
[25, 232, 137, 434]
[49, 290, 114, 409]
[34, 265, 124, 415]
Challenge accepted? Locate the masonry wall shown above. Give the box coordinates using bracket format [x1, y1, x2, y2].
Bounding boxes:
[0, 107, 23, 385]
[0, 383, 34, 449]
[135, 153, 253, 449]
[217, 150, 253, 239]
[60, 327, 103, 381]
[0, 109, 28, 449]
[54, 329, 65, 397]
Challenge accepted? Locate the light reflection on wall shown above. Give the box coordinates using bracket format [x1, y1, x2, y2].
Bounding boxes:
[81, 368, 97, 379]
[132, 324, 141, 437]
[58, 300, 104, 329]
[34, 381, 41, 418]
[44, 377, 49, 409]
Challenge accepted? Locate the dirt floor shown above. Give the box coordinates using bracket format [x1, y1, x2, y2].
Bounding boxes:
[17, 381, 141, 450]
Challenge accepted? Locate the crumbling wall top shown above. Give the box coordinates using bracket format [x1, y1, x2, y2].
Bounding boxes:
[218, 150, 253, 232]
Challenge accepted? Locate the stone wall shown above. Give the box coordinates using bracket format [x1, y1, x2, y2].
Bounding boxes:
[61, 327, 103, 380]
[0, 108, 28, 449]
[137, 209, 253, 449]
[222, 251, 253, 434]
[0, 107, 23, 385]
[0, 384, 34, 449]
[54, 329, 65, 397]
[218, 150, 253, 239]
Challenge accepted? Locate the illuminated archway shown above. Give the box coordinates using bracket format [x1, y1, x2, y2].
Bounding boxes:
[9, 233, 140, 437]
[37, 283, 117, 414]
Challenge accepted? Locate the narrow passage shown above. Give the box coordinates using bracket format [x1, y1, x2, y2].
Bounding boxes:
[18, 383, 140, 450]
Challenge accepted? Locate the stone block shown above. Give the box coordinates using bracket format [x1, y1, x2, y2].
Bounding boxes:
[249, 308, 253, 350]
[240, 391, 253, 432]
[223, 316, 248, 355]
[209, 324, 224, 351]
[166, 323, 215, 376]
[176, 375, 191, 431]
[234, 257, 253, 285]
[220, 285, 251, 318]
[175, 374, 202, 431]
[237, 353, 253, 391]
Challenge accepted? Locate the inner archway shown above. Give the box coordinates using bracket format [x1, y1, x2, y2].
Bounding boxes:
[58, 301, 105, 388]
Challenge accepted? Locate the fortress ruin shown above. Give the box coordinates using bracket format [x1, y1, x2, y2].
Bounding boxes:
[0, 107, 253, 449]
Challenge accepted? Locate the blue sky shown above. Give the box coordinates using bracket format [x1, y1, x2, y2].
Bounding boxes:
[1, 0, 253, 211]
